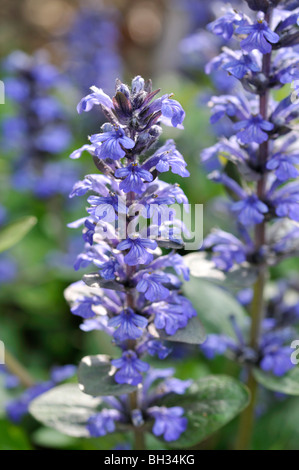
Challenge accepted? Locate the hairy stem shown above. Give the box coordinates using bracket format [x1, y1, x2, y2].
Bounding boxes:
[235, 10, 272, 450]
[5, 350, 35, 388]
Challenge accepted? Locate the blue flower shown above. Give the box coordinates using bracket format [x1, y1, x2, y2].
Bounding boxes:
[80, 317, 113, 334]
[96, 259, 119, 280]
[137, 272, 170, 302]
[69, 174, 110, 198]
[279, 63, 299, 86]
[234, 115, 274, 144]
[201, 334, 233, 359]
[208, 10, 244, 41]
[87, 409, 121, 437]
[266, 153, 299, 182]
[146, 340, 171, 359]
[236, 288, 253, 306]
[271, 182, 299, 222]
[161, 98, 185, 128]
[143, 140, 189, 177]
[148, 406, 187, 442]
[115, 163, 153, 194]
[6, 382, 54, 423]
[276, 11, 299, 32]
[236, 16, 279, 54]
[209, 95, 249, 124]
[152, 302, 190, 336]
[50, 365, 77, 383]
[111, 350, 149, 386]
[231, 195, 268, 226]
[108, 308, 148, 341]
[73, 242, 110, 271]
[71, 296, 101, 319]
[203, 230, 247, 271]
[117, 237, 157, 266]
[90, 127, 135, 160]
[83, 219, 96, 245]
[0, 255, 17, 284]
[77, 86, 114, 113]
[87, 195, 122, 222]
[0, 366, 20, 389]
[69, 144, 96, 160]
[223, 53, 260, 79]
[260, 346, 294, 377]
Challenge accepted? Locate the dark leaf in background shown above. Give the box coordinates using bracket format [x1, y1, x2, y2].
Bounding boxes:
[155, 375, 250, 448]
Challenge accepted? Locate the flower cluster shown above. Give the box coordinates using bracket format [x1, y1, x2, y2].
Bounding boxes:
[201, 281, 299, 376]
[200, 1, 299, 380]
[202, 5, 299, 271]
[66, 76, 196, 441]
[2, 51, 76, 198]
[87, 368, 191, 442]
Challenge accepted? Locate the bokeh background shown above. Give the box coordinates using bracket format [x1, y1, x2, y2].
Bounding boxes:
[1, 0, 297, 450]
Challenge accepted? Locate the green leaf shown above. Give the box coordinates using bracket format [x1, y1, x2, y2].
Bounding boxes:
[155, 375, 250, 448]
[253, 367, 299, 396]
[83, 273, 125, 292]
[78, 354, 137, 397]
[148, 316, 206, 345]
[0, 216, 37, 253]
[32, 427, 78, 449]
[0, 376, 11, 418]
[156, 239, 185, 250]
[183, 277, 247, 336]
[253, 396, 299, 450]
[0, 419, 32, 450]
[29, 384, 102, 437]
[183, 252, 258, 291]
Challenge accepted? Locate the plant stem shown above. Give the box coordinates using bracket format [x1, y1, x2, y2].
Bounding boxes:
[5, 350, 35, 388]
[234, 368, 258, 450]
[125, 189, 146, 450]
[235, 10, 272, 450]
[129, 390, 146, 450]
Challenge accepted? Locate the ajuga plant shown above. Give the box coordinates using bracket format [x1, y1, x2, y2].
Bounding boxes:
[29, 77, 250, 450]
[193, 0, 299, 449]
[2, 51, 76, 199]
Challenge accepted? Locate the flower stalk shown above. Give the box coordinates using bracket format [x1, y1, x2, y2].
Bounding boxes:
[200, 0, 299, 450]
